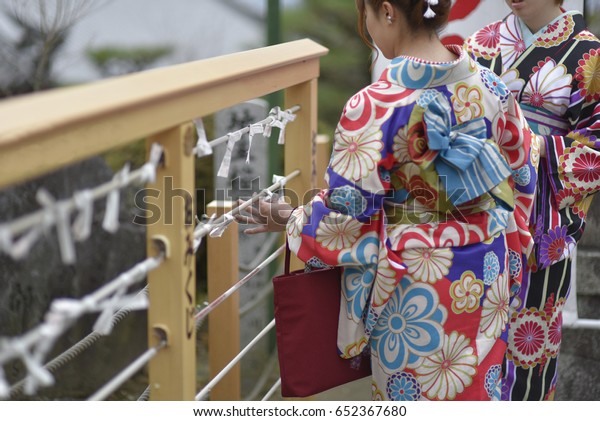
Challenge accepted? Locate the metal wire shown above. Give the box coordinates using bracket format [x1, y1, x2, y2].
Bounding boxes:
[262, 379, 282, 402]
[9, 286, 150, 398]
[194, 245, 284, 325]
[87, 340, 167, 401]
[195, 319, 276, 401]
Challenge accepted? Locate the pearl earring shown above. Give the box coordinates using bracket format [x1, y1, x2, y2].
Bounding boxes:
[386, 15, 393, 24]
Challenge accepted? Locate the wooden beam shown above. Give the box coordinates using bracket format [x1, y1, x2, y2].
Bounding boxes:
[0, 39, 328, 189]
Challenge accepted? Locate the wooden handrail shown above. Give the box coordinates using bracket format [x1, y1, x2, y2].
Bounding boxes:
[0, 39, 328, 188]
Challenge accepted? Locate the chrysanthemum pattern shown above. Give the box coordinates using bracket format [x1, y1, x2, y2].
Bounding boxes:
[479, 272, 510, 339]
[539, 226, 574, 268]
[415, 331, 478, 400]
[386, 372, 422, 401]
[507, 308, 548, 368]
[485, 365, 502, 400]
[316, 212, 362, 251]
[575, 48, 600, 101]
[392, 126, 410, 163]
[401, 248, 453, 284]
[545, 298, 564, 359]
[534, 14, 575, 48]
[288, 35, 540, 400]
[331, 127, 383, 182]
[500, 15, 526, 70]
[329, 185, 368, 217]
[370, 247, 400, 309]
[287, 205, 311, 239]
[483, 252, 500, 285]
[522, 60, 572, 116]
[467, 21, 501, 60]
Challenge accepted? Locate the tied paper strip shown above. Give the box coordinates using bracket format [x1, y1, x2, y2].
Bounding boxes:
[102, 163, 131, 233]
[72, 190, 94, 242]
[139, 143, 164, 184]
[194, 118, 213, 158]
[36, 189, 76, 265]
[246, 123, 265, 164]
[16, 340, 55, 395]
[217, 132, 242, 178]
[93, 289, 148, 336]
[263, 175, 288, 203]
[268, 107, 297, 145]
[272, 174, 287, 188]
[194, 214, 215, 252]
[209, 214, 235, 238]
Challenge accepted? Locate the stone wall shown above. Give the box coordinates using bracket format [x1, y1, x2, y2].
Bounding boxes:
[556, 201, 600, 400]
[0, 158, 147, 400]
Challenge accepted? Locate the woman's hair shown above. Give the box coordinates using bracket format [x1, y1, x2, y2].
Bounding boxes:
[355, 0, 452, 50]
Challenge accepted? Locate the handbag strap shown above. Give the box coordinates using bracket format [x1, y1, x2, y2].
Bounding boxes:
[284, 240, 291, 275]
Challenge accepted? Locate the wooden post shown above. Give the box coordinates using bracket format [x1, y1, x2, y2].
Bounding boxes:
[315, 134, 331, 191]
[284, 79, 318, 271]
[207, 200, 241, 400]
[146, 123, 197, 400]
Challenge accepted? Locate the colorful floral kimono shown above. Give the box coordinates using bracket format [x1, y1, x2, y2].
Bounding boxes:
[285, 46, 537, 401]
[466, 11, 600, 400]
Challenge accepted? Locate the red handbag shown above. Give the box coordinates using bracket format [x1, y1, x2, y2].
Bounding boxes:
[272, 244, 371, 398]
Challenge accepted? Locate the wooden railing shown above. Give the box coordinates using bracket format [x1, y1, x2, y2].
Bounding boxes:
[0, 39, 329, 400]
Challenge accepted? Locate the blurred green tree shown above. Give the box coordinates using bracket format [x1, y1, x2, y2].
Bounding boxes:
[86, 45, 174, 78]
[0, 0, 98, 97]
[283, 0, 372, 135]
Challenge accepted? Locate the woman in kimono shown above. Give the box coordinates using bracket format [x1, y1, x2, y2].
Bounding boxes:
[465, 0, 600, 400]
[238, 0, 537, 400]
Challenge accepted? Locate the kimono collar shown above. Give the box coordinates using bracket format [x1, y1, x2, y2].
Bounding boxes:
[382, 45, 475, 89]
[516, 10, 581, 49]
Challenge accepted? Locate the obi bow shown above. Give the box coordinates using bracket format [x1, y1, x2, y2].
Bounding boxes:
[424, 95, 512, 206]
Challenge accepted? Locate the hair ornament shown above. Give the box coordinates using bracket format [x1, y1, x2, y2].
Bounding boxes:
[424, 0, 438, 19]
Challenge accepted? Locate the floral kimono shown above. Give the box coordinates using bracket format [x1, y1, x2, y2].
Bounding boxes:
[285, 46, 537, 401]
[466, 11, 600, 400]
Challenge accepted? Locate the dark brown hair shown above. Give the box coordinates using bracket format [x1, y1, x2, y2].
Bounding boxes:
[355, 0, 452, 50]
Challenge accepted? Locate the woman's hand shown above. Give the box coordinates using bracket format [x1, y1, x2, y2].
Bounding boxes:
[234, 197, 294, 234]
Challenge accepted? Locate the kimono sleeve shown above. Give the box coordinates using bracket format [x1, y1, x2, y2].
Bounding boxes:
[285, 86, 398, 269]
[544, 102, 600, 208]
[543, 46, 600, 209]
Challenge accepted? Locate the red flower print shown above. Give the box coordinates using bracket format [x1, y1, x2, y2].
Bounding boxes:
[507, 308, 548, 368]
[554, 189, 577, 210]
[547, 312, 562, 348]
[572, 151, 600, 184]
[514, 39, 526, 54]
[540, 226, 568, 266]
[475, 22, 501, 49]
[514, 320, 545, 356]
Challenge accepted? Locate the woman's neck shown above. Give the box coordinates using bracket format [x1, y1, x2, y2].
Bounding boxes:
[520, 6, 564, 34]
[395, 34, 458, 63]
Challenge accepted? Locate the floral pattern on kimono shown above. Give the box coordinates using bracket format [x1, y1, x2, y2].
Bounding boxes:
[466, 10, 600, 401]
[286, 46, 537, 401]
